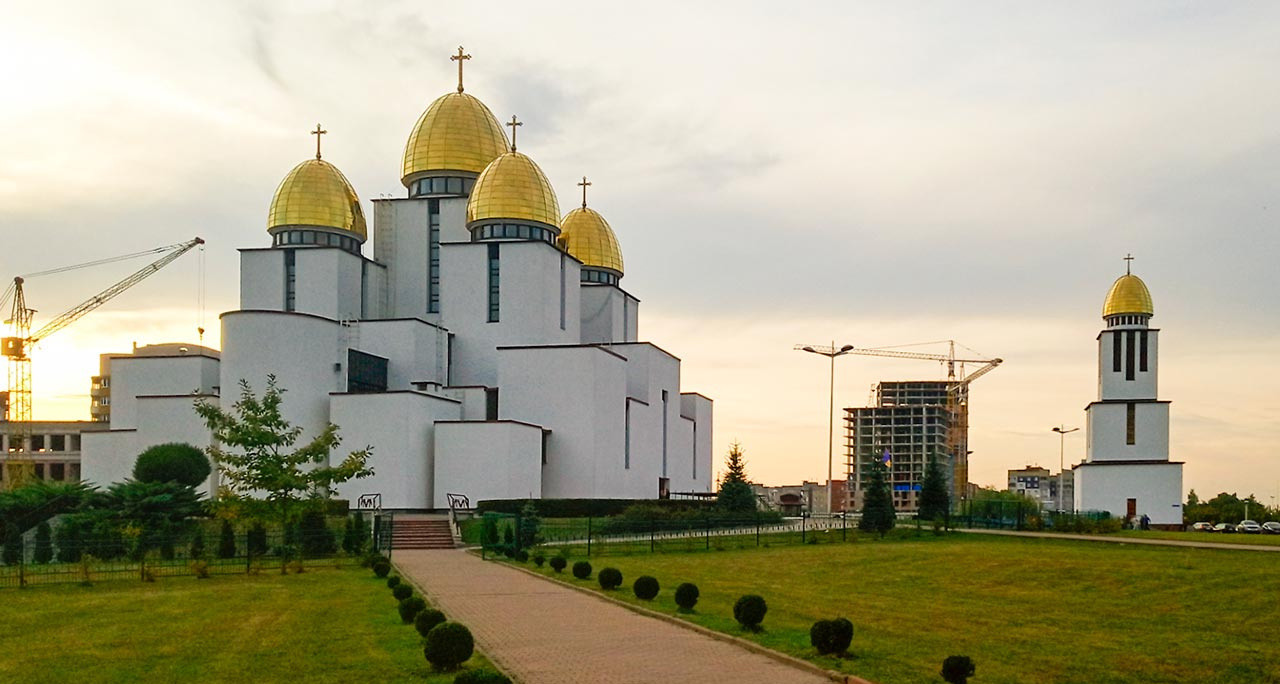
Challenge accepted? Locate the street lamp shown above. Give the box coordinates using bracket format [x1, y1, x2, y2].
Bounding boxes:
[797, 342, 855, 515]
[1052, 425, 1079, 513]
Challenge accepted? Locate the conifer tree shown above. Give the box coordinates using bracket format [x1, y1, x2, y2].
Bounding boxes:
[859, 460, 896, 537]
[218, 519, 237, 559]
[33, 521, 53, 564]
[722, 441, 748, 484]
[918, 455, 950, 522]
[717, 441, 756, 512]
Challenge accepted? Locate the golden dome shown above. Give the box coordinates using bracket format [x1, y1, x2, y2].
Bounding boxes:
[559, 207, 624, 275]
[401, 92, 509, 186]
[1103, 274, 1154, 317]
[267, 158, 366, 240]
[466, 152, 561, 227]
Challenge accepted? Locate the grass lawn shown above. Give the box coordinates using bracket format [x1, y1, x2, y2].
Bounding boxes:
[0, 566, 498, 684]
[515, 533, 1279, 684]
[1112, 529, 1280, 546]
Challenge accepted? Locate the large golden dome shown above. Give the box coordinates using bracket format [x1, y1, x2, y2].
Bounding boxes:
[559, 207, 624, 275]
[1103, 274, 1153, 317]
[466, 151, 561, 227]
[267, 158, 366, 240]
[401, 92, 509, 186]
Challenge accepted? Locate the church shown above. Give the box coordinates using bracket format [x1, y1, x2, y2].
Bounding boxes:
[1072, 264, 1183, 528]
[81, 49, 714, 509]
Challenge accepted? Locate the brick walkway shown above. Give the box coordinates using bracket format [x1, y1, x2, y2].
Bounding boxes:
[393, 550, 835, 684]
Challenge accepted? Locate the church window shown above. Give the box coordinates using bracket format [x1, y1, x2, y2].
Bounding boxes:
[1125, 330, 1136, 381]
[485, 388, 499, 420]
[1139, 331, 1148, 372]
[446, 178, 462, 194]
[487, 244, 500, 322]
[347, 350, 388, 393]
[1126, 403, 1136, 445]
[661, 390, 669, 477]
[428, 200, 441, 314]
[284, 250, 297, 312]
[1112, 333, 1121, 373]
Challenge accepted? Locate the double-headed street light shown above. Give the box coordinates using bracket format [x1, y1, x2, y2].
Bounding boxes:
[1052, 425, 1080, 513]
[797, 342, 855, 515]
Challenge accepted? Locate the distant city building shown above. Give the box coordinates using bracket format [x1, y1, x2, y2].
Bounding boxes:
[0, 420, 106, 486]
[91, 343, 221, 424]
[753, 480, 850, 515]
[1008, 465, 1074, 512]
[845, 381, 960, 512]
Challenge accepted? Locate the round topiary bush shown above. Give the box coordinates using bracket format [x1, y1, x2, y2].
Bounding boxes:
[393, 584, 413, 601]
[373, 560, 392, 578]
[549, 556, 567, 573]
[514, 549, 529, 562]
[633, 575, 660, 600]
[415, 608, 447, 639]
[598, 567, 623, 590]
[532, 554, 545, 568]
[810, 617, 853, 655]
[387, 575, 401, 589]
[398, 596, 427, 623]
[810, 620, 835, 653]
[133, 442, 211, 487]
[572, 560, 592, 580]
[733, 594, 768, 631]
[674, 582, 700, 612]
[453, 669, 512, 684]
[423, 621, 475, 671]
[941, 655, 976, 684]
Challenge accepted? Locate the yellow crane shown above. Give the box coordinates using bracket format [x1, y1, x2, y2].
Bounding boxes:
[1, 237, 204, 486]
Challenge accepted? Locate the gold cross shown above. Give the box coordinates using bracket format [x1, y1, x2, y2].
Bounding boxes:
[578, 176, 591, 208]
[311, 123, 326, 159]
[450, 46, 471, 93]
[1124, 253, 1134, 274]
[506, 115, 522, 151]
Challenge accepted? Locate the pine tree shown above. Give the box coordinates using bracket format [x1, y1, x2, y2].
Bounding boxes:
[189, 529, 206, 559]
[918, 455, 950, 522]
[2, 523, 21, 565]
[859, 460, 896, 537]
[722, 440, 748, 484]
[33, 522, 53, 564]
[717, 441, 756, 513]
[218, 519, 237, 559]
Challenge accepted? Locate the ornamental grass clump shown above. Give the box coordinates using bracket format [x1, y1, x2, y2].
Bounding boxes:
[393, 584, 413, 601]
[549, 556, 567, 573]
[415, 609, 447, 639]
[572, 560, 592, 580]
[398, 596, 427, 623]
[423, 621, 475, 671]
[810, 617, 854, 655]
[733, 594, 768, 631]
[674, 582, 700, 612]
[598, 567, 623, 590]
[633, 575, 659, 600]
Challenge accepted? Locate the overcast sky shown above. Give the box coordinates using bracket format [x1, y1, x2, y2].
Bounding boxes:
[2, 2, 1277, 501]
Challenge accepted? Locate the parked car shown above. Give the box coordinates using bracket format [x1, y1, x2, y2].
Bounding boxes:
[1213, 523, 1236, 533]
[1191, 522, 1215, 532]
[1236, 520, 1263, 534]
[1262, 522, 1280, 535]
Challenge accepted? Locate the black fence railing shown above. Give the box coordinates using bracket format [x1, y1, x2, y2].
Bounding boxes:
[952, 499, 1117, 532]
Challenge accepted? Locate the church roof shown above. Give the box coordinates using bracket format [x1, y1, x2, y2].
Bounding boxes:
[466, 151, 561, 227]
[401, 92, 509, 186]
[559, 206, 624, 275]
[1103, 273, 1154, 317]
[267, 158, 366, 240]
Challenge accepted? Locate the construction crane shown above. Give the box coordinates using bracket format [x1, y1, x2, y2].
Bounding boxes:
[1, 237, 204, 486]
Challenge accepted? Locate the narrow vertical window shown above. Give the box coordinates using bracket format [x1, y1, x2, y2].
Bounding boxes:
[624, 401, 631, 469]
[1112, 332, 1121, 373]
[1139, 331, 1148, 372]
[559, 252, 566, 331]
[1125, 330, 1136, 381]
[487, 243, 500, 323]
[428, 199, 441, 314]
[661, 390, 669, 477]
[1126, 402, 1136, 445]
[284, 249, 296, 312]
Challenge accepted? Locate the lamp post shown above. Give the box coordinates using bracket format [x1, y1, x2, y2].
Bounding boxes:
[1052, 425, 1079, 513]
[797, 342, 855, 515]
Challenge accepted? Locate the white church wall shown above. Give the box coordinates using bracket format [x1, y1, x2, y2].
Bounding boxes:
[439, 197, 468, 243]
[355, 318, 448, 389]
[81, 394, 216, 494]
[1074, 462, 1183, 525]
[331, 391, 460, 510]
[81, 430, 139, 489]
[1097, 329, 1159, 400]
[1085, 401, 1171, 462]
[680, 393, 714, 492]
[433, 420, 544, 508]
[623, 292, 639, 342]
[239, 249, 285, 311]
[361, 260, 388, 320]
[108, 355, 220, 430]
[373, 198, 431, 319]
[293, 248, 364, 321]
[580, 284, 630, 344]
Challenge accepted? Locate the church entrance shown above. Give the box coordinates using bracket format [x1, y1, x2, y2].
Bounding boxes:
[1126, 498, 1137, 519]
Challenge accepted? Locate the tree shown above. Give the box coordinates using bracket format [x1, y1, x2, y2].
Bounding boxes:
[722, 440, 748, 484]
[859, 460, 895, 537]
[518, 500, 541, 549]
[133, 443, 211, 488]
[2, 522, 22, 565]
[33, 521, 53, 564]
[101, 480, 204, 555]
[218, 519, 237, 559]
[917, 455, 950, 522]
[716, 441, 756, 513]
[194, 376, 373, 529]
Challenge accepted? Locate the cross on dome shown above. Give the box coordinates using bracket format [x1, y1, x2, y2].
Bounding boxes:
[506, 115, 522, 151]
[450, 46, 471, 93]
[1124, 253, 1135, 274]
[578, 176, 591, 208]
[311, 123, 327, 160]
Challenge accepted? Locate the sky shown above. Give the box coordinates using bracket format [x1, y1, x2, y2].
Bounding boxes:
[1, 2, 1277, 502]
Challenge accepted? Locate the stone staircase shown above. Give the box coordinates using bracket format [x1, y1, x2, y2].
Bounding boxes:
[391, 518, 456, 550]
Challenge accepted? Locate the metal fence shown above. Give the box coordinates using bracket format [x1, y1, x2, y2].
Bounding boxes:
[952, 499, 1116, 532]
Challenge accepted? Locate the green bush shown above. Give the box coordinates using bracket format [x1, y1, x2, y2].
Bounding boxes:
[133, 442, 211, 487]
[674, 582, 700, 612]
[393, 584, 413, 601]
[423, 621, 475, 671]
[453, 670, 511, 684]
[342, 511, 369, 554]
[247, 523, 268, 557]
[3, 523, 22, 565]
[188, 529, 206, 560]
[532, 554, 545, 567]
[733, 594, 767, 631]
[33, 522, 53, 564]
[217, 520, 236, 558]
[942, 655, 976, 684]
[571, 560, 592, 579]
[387, 575, 401, 589]
[633, 575, 659, 600]
[598, 567, 622, 590]
[373, 560, 392, 578]
[549, 556, 567, 573]
[55, 518, 83, 563]
[514, 549, 529, 562]
[299, 509, 336, 557]
[810, 617, 854, 655]
[415, 608, 447, 639]
[399, 596, 428, 623]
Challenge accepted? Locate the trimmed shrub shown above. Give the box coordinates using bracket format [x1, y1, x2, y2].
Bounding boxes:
[398, 596, 428, 623]
[373, 559, 392, 578]
[549, 556, 567, 573]
[532, 554, 545, 568]
[393, 584, 413, 601]
[190, 559, 210, 579]
[571, 560, 592, 579]
[247, 523, 268, 557]
[133, 442, 211, 487]
[941, 655, 976, 684]
[188, 529, 206, 560]
[423, 621, 475, 671]
[633, 575, 659, 600]
[733, 594, 767, 631]
[453, 670, 511, 684]
[387, 575, 401, 589]
[674, 582, 700, 612]
[514, 549, 529, 562]
[598, 567, 623, 590]
[810, 618, 854, 655]
[415, 608, 447, 639]
[299, 509, 337, 557]
[33, 522, 53, 564]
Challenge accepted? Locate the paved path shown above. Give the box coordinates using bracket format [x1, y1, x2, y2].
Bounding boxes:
[962, 528, 1280, 552]
[394, 550, 836, 684]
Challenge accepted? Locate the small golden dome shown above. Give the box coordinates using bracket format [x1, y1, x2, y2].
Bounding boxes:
[466, 152, 561, 227]
[1103, 274, 1154, 317]
[559, 207, 624, 275]
[402, 92, 509, 186]
[267, 158, 366, 240]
